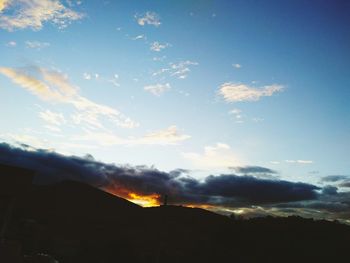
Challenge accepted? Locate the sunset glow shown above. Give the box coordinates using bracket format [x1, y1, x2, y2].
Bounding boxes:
[127, 192, 160, 207]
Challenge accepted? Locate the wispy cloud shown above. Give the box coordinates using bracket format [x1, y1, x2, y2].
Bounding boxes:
[83, 72, 92, 80]
[83, 72, 99, 80]
[138, 125, 190, 145]
[25, 40, 50, 49]
[135, 11, 161, 27]
[252, 117, 264, 123]
[0, 66, 138, 129]
[5, 40, 16, 47]
[219, 83, 284, 102]
[182, 143, 243, 169]
[153, 60, 198, 80]
[285, 160, 313, 164]
[228, 108, 243, 123]
[232, 63, 242, 69]
[170, 61, 198, 79]
[0, 0, 83, 31]
[83, 72, 119, 87]
[144, 83, 171, 96]
[39, 110, 66, 126]
[108, 74, 120, 87]
[132, 34, 146, 41]
[152, 56, 166, 62]
[150, 41, 169, 52]
[75, 125, 190, 146]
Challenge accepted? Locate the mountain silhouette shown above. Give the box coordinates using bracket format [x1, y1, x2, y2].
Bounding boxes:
[1, 180, 349, 263]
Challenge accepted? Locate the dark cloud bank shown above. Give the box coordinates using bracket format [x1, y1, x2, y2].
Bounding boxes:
[0, 142, 349, 221]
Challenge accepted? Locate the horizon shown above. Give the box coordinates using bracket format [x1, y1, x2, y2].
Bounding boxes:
[0, 0, 349, 224]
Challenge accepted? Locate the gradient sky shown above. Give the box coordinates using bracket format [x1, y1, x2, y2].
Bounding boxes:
[0, 0, 349, 196]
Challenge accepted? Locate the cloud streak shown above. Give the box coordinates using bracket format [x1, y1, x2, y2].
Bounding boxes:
[39, 110, 66, 126]
[285, 160, 313, 164]
[25, 40, 50, 49]
[144, 83, 171, 96]
[0, 66, 139, 129]
[153, 60, 198, 80]
[74, 125, 190, 146]
[219, 83, 283, 102]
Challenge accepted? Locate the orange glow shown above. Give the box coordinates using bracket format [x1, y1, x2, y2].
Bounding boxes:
[102, 186, 161, 207]
[127, 192, 160, 207]
[103, 187, 216, 209]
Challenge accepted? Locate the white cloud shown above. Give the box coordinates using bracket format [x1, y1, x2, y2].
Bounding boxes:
[229, 108, 244, 123]
[152, 68, 171, 76]
[152, 56, 166, 62]
[178, 90, 190, 97]
[83, 72, 119, 87]
[0, 66, 139, 129]
[150, 41, 169, 52]
[232, 63, 242, 69]
[137, 125, 190, 145]
[285, 160, 313, 164]
[144, 83, 171, 96]
[132, 34, 145, 40]
[153, 60, 198, 80]
[135, 11, 161, 27]
[65, 0, 81, 7]
[219, 83, 284, 102]
[252, 117, 264, 123]
[39, 110, 66, 126]
[0, 0, 84, 31]
[83, 72, 100, 80]
[170, 61, 198, 79]
[74, 125, 190, 146]
[83, 72, 91, 80]
[182, 143, 243, 169]
[25, 40, 50, 49]
[108, 79, 120, 87]
[229, 108, 241, 115]
[107, 74, 120, 87]
[5, 40, 17, 47]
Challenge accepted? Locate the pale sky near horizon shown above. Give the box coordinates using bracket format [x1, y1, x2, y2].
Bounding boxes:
[0, 0, 349, 188]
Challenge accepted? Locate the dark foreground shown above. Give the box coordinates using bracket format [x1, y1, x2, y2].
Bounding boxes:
[1, 181, 350, 263]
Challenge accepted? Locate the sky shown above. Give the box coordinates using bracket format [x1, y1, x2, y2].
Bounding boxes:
[0, 0, 349, 222]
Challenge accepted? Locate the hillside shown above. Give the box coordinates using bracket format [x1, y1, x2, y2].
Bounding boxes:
[3, 180, 350, 263]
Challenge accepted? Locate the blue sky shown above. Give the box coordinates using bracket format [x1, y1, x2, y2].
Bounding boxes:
[0, 0, 349, 193]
